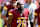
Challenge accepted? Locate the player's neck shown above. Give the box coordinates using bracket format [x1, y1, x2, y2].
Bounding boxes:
[18, 10, 22, 13]
[16, 9, 22, 13]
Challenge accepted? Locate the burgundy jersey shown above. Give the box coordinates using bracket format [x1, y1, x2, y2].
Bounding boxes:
[2, 5, 14, 25]
[6, 5, 14, 17]
[6, 5, 14, 11]
[35, 8, 40, 25]
[9, 9, 30, 27]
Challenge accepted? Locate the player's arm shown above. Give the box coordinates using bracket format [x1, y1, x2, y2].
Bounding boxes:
[33, 12, 38, 27]
[8, 12, 13, 24]
[1, 6, 8, 21]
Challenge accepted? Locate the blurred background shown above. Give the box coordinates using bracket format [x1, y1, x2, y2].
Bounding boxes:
[0, 0, 40, 11]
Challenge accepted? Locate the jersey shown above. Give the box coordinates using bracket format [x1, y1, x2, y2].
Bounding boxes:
[35, 8, 40, 25]
[8, 9, 30, 27]
[6, 5, 14, 17]
[1, 5, 14, 25]
[6, 5, 14, 11]
[2, 5, 14, 17]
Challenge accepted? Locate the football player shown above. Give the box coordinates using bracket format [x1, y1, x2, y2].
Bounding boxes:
[33, 2, 40, 27]
[1, 0, 17, 27]
[8, 2, 30, 27]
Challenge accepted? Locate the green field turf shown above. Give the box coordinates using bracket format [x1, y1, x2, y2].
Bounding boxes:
[0, 11, 3, 27]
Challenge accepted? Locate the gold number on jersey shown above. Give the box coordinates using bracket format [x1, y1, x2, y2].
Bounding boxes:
[17, 20, 21, 27]
[17, 20, 26, 27]
[22, 20, 26, 27]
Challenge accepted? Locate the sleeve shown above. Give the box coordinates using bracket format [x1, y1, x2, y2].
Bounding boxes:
[3, 6, 8, 10]
[34, 12, 38, 16]
[34, 12, 38, 19]
[34, 10, 38, 18]
[8, 12, 13, 15]
[8, 9, 13, 15]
